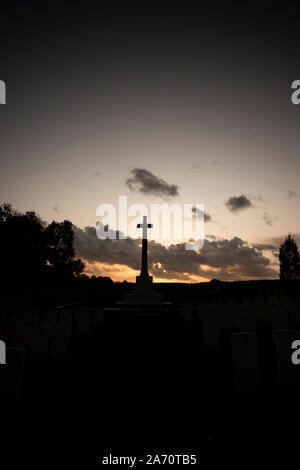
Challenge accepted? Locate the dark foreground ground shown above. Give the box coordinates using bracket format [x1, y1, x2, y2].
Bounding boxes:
[2, 357, 300, 466]
[1, 279, 300, 466]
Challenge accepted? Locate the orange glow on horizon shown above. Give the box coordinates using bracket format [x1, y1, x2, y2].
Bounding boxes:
[82, 260, 209, 283]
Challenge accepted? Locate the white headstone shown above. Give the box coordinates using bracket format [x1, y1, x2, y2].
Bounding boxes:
[275, 329, 300, 384]
[0, 312, 6, 337]
[28, 326, 50, 362]
[196, 301, 210, 317]
[231, 332, 259, 389]
[239, 311, 258, 333]
[25, 311, 40, 326]
[180, 302, 193, 322]
[271, 308, 289, 335]
[7, 326, 30, 350]
[41, 309, 57, 326]
[202, 315, 220, 350]
[58, 308, 73, 325]
[258, 308, 272, 330]
[92, 309, 103, 328]
[218, 302, 239, 331]
[74, 309, 92, 336]
[290, 300, 300, 328]
[49, 325, 71, 360]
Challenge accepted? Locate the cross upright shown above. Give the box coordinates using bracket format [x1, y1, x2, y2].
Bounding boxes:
[137, 215, 153, 277]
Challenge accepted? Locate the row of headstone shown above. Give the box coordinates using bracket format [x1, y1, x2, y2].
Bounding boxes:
[195, 295, 300, 389]
[0, 324, 76, 398]
[231, 329, 300, 389]
[0, 299, 33, 315]
[0, 307, 104, 365]
[0, 306, 104, 335]
[201, 308, 299, 349]
[196, 296, 300, 332]
[202, 297, 298, 311]
[3, 324, 72, 362]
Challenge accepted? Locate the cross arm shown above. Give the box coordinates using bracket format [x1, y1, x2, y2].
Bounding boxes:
[137, 223, 153, 228]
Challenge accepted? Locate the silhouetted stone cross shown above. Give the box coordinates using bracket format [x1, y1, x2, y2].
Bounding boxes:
[137, 216, 153, 277]
[137, 215, 153, 239]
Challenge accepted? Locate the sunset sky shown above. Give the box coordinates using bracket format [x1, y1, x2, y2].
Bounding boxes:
[1, 4, 300, 282]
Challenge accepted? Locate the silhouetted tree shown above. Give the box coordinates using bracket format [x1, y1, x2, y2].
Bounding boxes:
[0, 204, 47, 284]
[279, 234, 300, 280]
[0, 203, 84, 285]
[46, 220, 84, 279]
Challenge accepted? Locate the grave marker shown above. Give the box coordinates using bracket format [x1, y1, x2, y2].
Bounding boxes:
[231, 332, 259, 389]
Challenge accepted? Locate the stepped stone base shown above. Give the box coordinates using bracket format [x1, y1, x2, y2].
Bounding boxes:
[123, 293, 164, 305]
[123, 274, 164, 305]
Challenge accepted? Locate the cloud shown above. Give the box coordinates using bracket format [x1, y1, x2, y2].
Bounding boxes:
[262, 212, 277, 226]
[252, 243, 277, 251]
[252, 194, 264, 203]
[95, 171, 102, 176]
[263, 234, 300, 248]
[52, 204, 62, 214]
[192, 206, 212, 223]
[225, 195, 253, 213]
[288, 190, 297, 199]
[73, 225, 278, 281]
[126, 168, 179, 198]
[252, 242, 278, 257]
[211, 160, 222, 166]
[191, 162, 200, 170]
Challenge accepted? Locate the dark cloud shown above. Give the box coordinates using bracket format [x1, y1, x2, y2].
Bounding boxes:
[125, 168, 179, 198]
[192, 206, 212, 223]
[74, 224, 144, 271]
[262, 212, 277, 226]
[211, 160, 222, 166]
[252, 242, 278, 257]
[225, 194, 253, 213]
[73, 225, 278, 281]
[287, 190, 297, 199]
[253, 243, 277, 251]
[95, 171, 102, 176]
